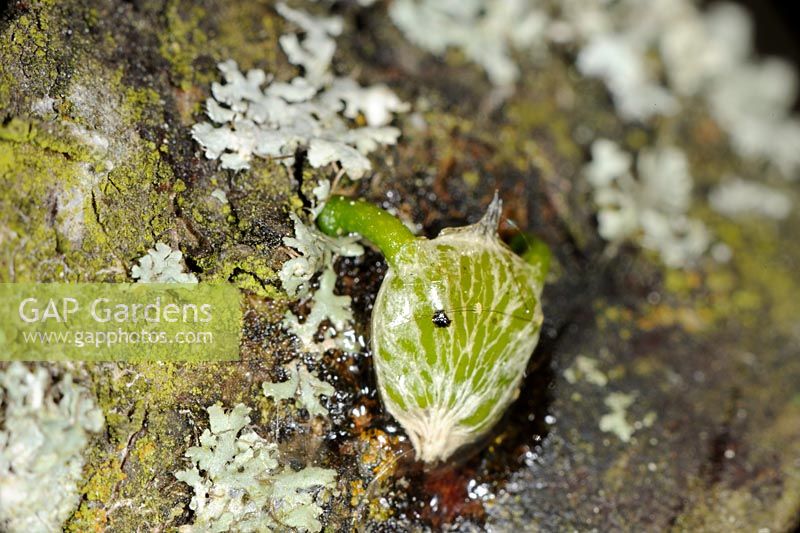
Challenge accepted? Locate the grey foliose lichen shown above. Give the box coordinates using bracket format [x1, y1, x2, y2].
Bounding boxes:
[192, 3, 408, 176]
[0, 362, 104, 533]
[263, 362, 335, 418]
[175, 403, 337, 533]
[584, 140, 710, 267]
[279, 212, 364, 353]
[131, 242, 199, 283]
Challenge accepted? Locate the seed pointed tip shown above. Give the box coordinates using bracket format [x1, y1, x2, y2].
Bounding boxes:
[476, 191, 502, 237]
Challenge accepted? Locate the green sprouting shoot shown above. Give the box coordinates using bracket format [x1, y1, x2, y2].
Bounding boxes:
[316, 195, 415, 267]
[319, 195, 551, 275]
[510, 232, 551, 287]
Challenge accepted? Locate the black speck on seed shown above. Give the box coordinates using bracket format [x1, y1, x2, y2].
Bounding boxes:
[432, 310, 451, 328]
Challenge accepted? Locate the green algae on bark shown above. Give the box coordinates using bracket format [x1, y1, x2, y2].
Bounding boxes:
[0, 0, 307, 530]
